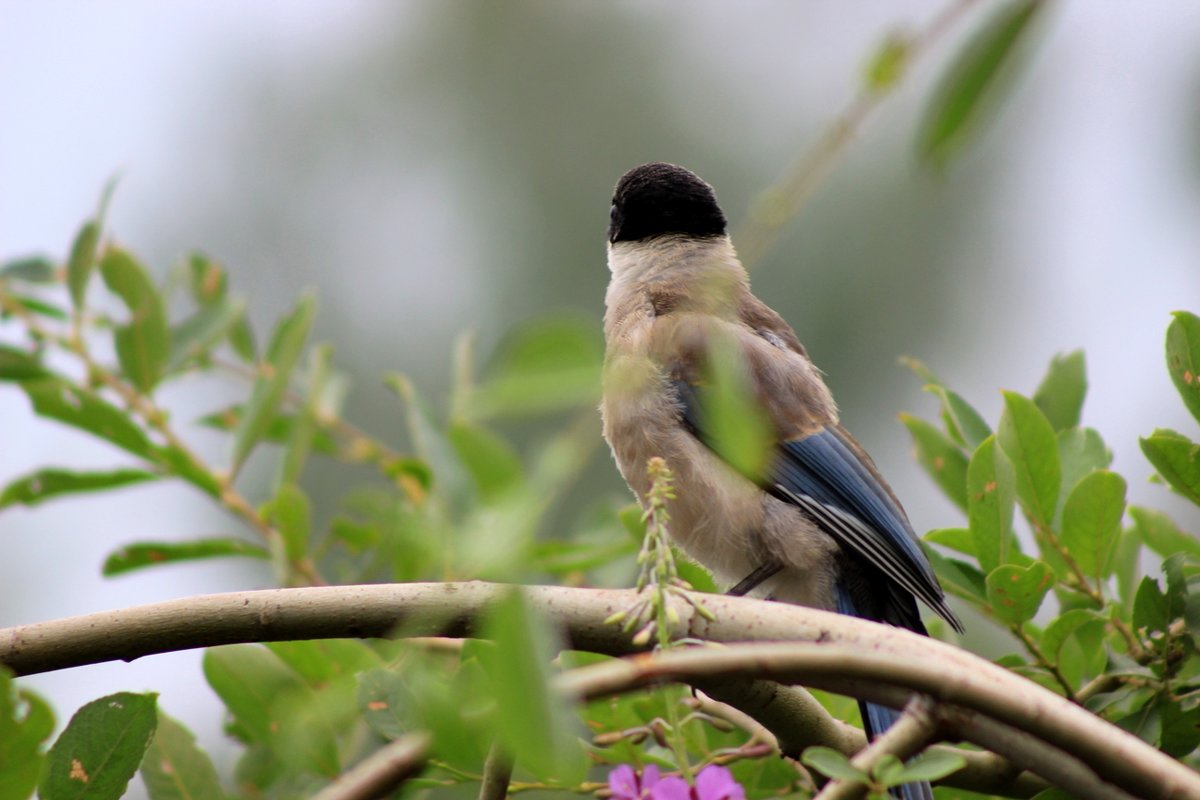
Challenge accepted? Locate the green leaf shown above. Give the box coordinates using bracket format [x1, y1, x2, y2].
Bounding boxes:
[231, 294, 315, 475]
[698, 333, 774, 481]
[1060, 470, 1126, 578]
[1141, 429, 1200, 506]
[1134, 577, 1169, 634]
[479, 590, 584, 782]
[154, 446, 223, 499]
[20, 378, 157, 460]
[879, 749, 966, 785]
[900, 413, 969, 511]
[925, 527, 975, 558]
[228, 311, 257, 363]
[168, 296, 246, 371]
[100, 247, 170, 393]
[986, 561, 1054, 625]
[448, 422, 524, 501]
[197, 407, 338, 456]
[6, 294, 69, 321]
[139, 712, 226, 800]
[67, 221, 101, 308]
[997, 391, 1060, 527]
[1160, 702, 1200, 758]
[279, 344, 332, 486]
[1033, 350, 1087, 432]
[1130, 506, 1200, 561]
[387, 373, 472, 508]
[801, 746, 869, 783]
[0, 671, 55, 800]
[0, 345, 51, 381]
[40, 692, 158, 800]
[266, 640, 381, 687]
[357, 669, 409, 742]
[925, 385, 991, 450]
[1056, 427, 1112, 520]
[1, 255, 57, 283]
[0, 467, 157, 510]
[864, 33, 910, 93]
[918, 0, 1044, 166]
[926, 549, 988, 603]
[103, 538, 268, 576]
[1167, 311, 1200, 425]
[186, 253, 228, 307]
[263, 483, 312, 563]
[1040, 607, 1105, 661]
[967, 436, 1016, 573]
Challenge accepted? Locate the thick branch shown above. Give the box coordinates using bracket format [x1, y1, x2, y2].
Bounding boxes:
[311, 733, 431, 800]
[1, 583, 1192, 799]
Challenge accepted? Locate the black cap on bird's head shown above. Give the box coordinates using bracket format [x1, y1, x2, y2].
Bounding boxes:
[608, 163, 727, 244]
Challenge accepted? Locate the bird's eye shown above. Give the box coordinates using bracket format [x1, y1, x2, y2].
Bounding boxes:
[609, 204, 618, 222]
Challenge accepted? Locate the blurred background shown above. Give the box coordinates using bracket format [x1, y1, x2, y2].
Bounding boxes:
[3, 0, 1200, 789]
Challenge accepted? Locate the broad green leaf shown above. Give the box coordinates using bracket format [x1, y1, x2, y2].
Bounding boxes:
[801, 746, 869, 783]
[448, 422, 524, 501]
[900, 413, 969, 511]
[1, 255, 56, 283]
[139, 712, 226, 800]
[968, 436, 1016, 572]
[67, 221, 101, 308]
[20, 378, 156, 460]
[0, 345, 51, 381]
[986, 561, 1053, 625]
[1113, 527, 1143, 615]
[1141, 429, 1200, 506]
[1133, 577, 1168, 634]
[0, 467, 157, 510]
[1060, 470, 1126, 578]
[997, 391, 1060, 527]
[100, 247, 170, 393]
[925, 385, 991, 450]
[1130, 506, 1200, 560]
[0, 672, 55, 800]
[924, 527, 974, 558]
[879, 749, 966, 785]
[468, 314, 602, 420]
[1033, 351, 1087, 432]
[1056, 427, 1112, 520]
[1160, 702, 1200, 758]
[266, 640, 382, 687]
[40, 692, 158, 800]
[231, 294, 316, 474]
[918, 0, 1044, 166]
[1040, 607, 1105, 661]
[203, 645, 338, 776]
[479, 590, 584, 782]
[357, 669, 410, 742]
[103, 538, 268, 576]
[228, 312, 257, 363]
[168, 296, 246, 370]
[1167, 311, 1200, 425]
[1056, 616, 1108, 689]
[263, 483, 312, 563]
[926, 549, 988, 603]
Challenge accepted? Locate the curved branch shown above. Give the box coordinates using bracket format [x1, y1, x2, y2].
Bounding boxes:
[1, 583, 1192, 799]
[311, 733, 431, 800]
[815, 696, 939, 800]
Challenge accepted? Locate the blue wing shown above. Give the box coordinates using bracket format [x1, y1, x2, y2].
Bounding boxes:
[673, 378, 962, 633]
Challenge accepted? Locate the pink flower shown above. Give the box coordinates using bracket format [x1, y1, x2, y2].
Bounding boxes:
[607, 765, 745, 800]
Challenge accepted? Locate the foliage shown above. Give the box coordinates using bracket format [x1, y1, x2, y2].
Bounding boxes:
[2, 3, 1197, 799]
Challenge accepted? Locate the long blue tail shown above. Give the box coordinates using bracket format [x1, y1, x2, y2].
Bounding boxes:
[837, 587, 933, 800]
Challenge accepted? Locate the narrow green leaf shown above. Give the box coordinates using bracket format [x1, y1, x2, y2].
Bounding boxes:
[1167, 311, 1200, 425]
[986, 561, 1053, 625]
[153, 446, 223, 499]
[926, 385, 992, 450]
[40, 692, 158, 800]
[479, 590, 585, 782]
[0, 672, 55, 800]
[139, 712, 226, 800]
[1033, 351, 1087, 432]
[926, 549, 988, 602]
[228, 311, 257, 363]
[997, 391, 1060, 527]
[801, 746, 869, 783]
[263, 483, 312, 563]
[924, 527, 975, 558]
[968, 436, 1016, 572]
[0, 467, 157, 510]
[901, 413, 969, 511]
[1060, 470, 1126, 578]
[1140, 429, 1200, 506]
[103, 538, 268, 576]
[197, 407, 338, 456]
[864, 34, 910, 93]
[880, 749, 966, 785]
[1, 255, 56, 283]
[279, 344, 331, 486]
[231, 294, 315, 474]
[20, 378, 156, 460]
[168, 296, 246, 371]
[6, 294, 69, 321]
[100, 247, 169, 392]
[918, 0, 1044, 166]
[387, 373, 472, 507]
[448, 422, 524, 501]
[186, 253, 228, 307]
[0, 345, 51, 381]
[67, 221, 101, 308]
[1130, 506, 1200, 560]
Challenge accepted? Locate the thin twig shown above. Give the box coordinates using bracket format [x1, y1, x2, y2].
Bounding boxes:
[478, 744, 514, 800]
[815, 696, 940, 800]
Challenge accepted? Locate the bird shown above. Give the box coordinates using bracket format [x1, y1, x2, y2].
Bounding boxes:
[600, 162, 962, 800]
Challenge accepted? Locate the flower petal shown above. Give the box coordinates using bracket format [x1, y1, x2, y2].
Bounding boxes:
[649, 775, 692, 800]
[609, 764, 640, 800]
[694, 765, 745, 800]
